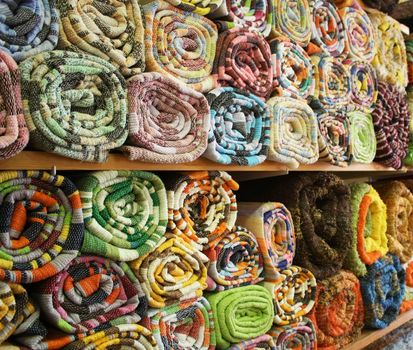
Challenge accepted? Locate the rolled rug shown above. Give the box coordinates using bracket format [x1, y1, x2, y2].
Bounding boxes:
[121, 72, 209, 163]
[407, 35, 413, 85]
[401, 260, 413, 313]
[0, 0, 59, 62]
[163, 0, 222, 15]
[349, 110, 376, 164]
[77, 170, 168, 262]
[269, 37, 315, 100]
[19, 50, 127, 162]
[143, 0, 217, 93]
[129, 233, 208, 308]
[166, 171, 238, 248]
[0, 50, 28, 160]
[204, 226, 263, 291]
[405, 91, 413, 166]
[268, 317, 317, 349]
[204, 88, 271, 166]
[212, 30, 273, 99]
[266, 96, 319, 169]
[0, 171, 83, 283]
[207, 284, 274, 349]
[236, 202, 295, 282]
[360, 254, 405, 329]
[228, 335, 276, 349]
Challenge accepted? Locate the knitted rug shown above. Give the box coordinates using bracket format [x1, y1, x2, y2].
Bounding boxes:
[0, 50, 28, 159]
[401, 260, 413, 313]
[407, 35, 413, 86]
[19, 50, 128, 162]
[0, 0, 59, 62]
[212, 30, 273, 99]
[207, 285, 274, 349]
[143, 0, 217, 93]
[0, 171, 83, 283]
[228, 335, 276, 349]
[204, 226, 263, 291]
[204, 88, 271, 166]
[268, 317, 317, 349]
[163, 0, 222, 15]
[121, 72, 209, 163]
[348, 110, 377, 164]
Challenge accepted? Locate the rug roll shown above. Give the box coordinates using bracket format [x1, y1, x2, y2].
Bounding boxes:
[401, 260, 413, 313]
[228, 335, 276, 349]
[204, 87, 271, 166]
[407, 35, 413, 85]
[0, 171, 83, 283]
[266, 96, 319, 169]
[269, 37, 315, 100]
[148, 297, 215, 349]
[166, 171, 238, 248]
[268, 317, 317, 349]
[406, 91, 413, 166]
[121, 72, 209, 163]
[0, 0, 59, 62]
[163, 0, 222, 15]
[204, 226, 263, 291]
[143, 0, 217, 93]
[19, 50, 127, 162]
[360, 254, 405, 329]
[0, 50, 28, 160]
[236, 202, 295, 282]
[207, 284, 274, 349]
[77, 170, 168, 262]
[348, 110, 376, 164]
[212, 30, 273, 99]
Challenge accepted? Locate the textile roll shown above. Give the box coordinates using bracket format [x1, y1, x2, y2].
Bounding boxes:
[407, 35, 413, 85]
[212, 30, 273, 99]
[348, 111, 376, 164]
[236, 202, 295, 282]
[266, 96, 319, 169]
[406, 91, 413, 166]
[360, 254, 405, 329]
[269, 37, 315, 100]
[129, 233, 208, 308]
[228, 335, 276, 350]
[0, 171, 83, 283]
[19, 50, 127, 162]
[264, 266, 317, 325]
[373, 82, 410, 169]
[268, 317, 317, 349]
[143, 0, 217, 93]
[204, 88, 271, 166]
[204, 226, 263, 291]
[207, 285, 274, 349]
[148, 297, 215, 349]
[121, 72, 209, 163]
[166, 171, 238, 248]
[163, 0, 222, 15]
[345, 183, 388, 277]
[0, 0, 59, 62]
[401, 260, 413, 313]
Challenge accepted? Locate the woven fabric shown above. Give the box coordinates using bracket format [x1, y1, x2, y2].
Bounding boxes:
[207, 285, 274, 350]
[309, 270, 364, 349]
[348, 111, 376, 164]
[121, 72, 209, 163]
[268, 317, 317, 349]
[0, 0, 59, 62]
[78, 170, 168, 262]
[148, 297, 215, 350]
[267, 96, 318, 169]
[236, 202, 295, 282]
[143, 0, 217, 93]
[204, 226, 263, 291]
[264, 266, 316, 325]
[0, 171, 83, 283]
[130, 233, 208, 308]
[401, 260, 413, 314]
[360, 254, 405, 329]
[163, 0, 222, 15]
[212, 30, 272, 99]
[405, 91, 413, 166]
[19, 50, 127, 162]
[228, 335, 276, 349]
[0, 50, 28, 160]
[407, 35, 413, 85]
[204, 88, 270, 166]
[166, 171, 238, 248]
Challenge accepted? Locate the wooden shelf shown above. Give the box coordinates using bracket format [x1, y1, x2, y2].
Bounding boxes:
[390, 0, 413, 21]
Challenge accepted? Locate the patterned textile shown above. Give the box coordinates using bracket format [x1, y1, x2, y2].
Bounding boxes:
[349, 111, 376, 163]
[236, 202, 295, 282]
[0, 50, 28, 159]
[212, 30, 272, 99]
[166, 171, 238, 248]
[163, 0, 222, 15]
[77, 170, 168, 262]
[121, 72, 209, 163]
[0, 0, 59, 62]
[228, 335, 276, 349]
[148, 297, 215, 349]
[143, 0, 217, 93]
[130, 233, 208, 308]
[0, 171, 83, 283]
[266, 96, 319, 169]
[405, 91, 413, 166]
[401, 260, 413, 313]
[407, 35, 413, 85]
[268, 317, 317, 349]
[360, 254, 405, 329]
[19, 50, 127, 162]
[204, 88, 270, 166]
[373, 82, 410, 169]
[207, 285, 274, 349]
[269, 37, 314, 101]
